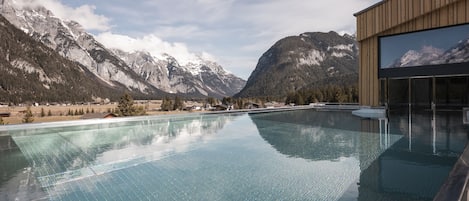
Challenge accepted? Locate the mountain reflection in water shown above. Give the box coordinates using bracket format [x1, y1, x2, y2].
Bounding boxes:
[250, 110, 365, 161]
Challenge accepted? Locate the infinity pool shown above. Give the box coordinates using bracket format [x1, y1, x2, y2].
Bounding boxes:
[0, 109, 467, 200]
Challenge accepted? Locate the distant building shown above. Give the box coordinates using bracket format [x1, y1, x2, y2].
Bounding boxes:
[0, 112, 11, 117]
[265, 101, 284, 108]
[187, 106, 202, 111]
[81, 113, 116, 120]
[213, 104, 233, 111]
[245, 102, 260, 109]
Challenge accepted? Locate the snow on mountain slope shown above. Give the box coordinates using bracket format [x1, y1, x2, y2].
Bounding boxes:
[0, 0, 153, 93]
[112, 49, 246, 98]
[389, 39, 469, 68]
[236, 31, 358, 98]
[1, 0, 245, 98]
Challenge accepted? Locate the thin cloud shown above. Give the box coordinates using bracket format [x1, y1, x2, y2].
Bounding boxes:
[15, 0, 111, 31]
[141, 0, 235, 24]
[153, 25, 217, 40]
[94, 32, 216, 65]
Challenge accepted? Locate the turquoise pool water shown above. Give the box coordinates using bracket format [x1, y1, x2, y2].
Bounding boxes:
[0, 109, 467, 200]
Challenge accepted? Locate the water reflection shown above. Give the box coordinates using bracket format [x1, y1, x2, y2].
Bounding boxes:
[249, 111, 365, 161]
[0, 136, 47, 201]
[356, 110, 469, 201]
[249, 110, 469, 201]
[2, 109, 468, 201]
[8, 114, 240, 188]
[388, 110, 468, 155]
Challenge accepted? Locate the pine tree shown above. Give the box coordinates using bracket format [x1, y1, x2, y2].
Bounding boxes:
[160, 96, 173, 111]
[0, 116, 4, 125]
[47, 109, 52, 116]
[23, 106, 34, 123]
[173, 96, 184, 111]
[40, 108, 45, 117]
[222, 97, 233, 105]
[206, 97, 217, 106]
[295, 93, 305, 105]
[117, 93, 136, 116]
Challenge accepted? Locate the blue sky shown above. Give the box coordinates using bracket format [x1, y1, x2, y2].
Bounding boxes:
[28, 0, 381, 79]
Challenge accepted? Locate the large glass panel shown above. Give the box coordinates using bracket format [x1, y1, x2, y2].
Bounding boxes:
[388, 78, 409, 113]
[436, 77, 450, 107]
[448, 77, 469, 108]
[436, 76, 469, 110]
[411, 78, 432, 111]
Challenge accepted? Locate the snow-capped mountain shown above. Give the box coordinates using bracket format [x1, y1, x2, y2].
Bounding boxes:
[0, 0, 153, 93]
[112, 49, 246, 98]
[388, 46, 444, 67]
[388, 37, 469, 68]
[0, 14, 128, 103]
[0, 0, 245, 98]
[235, 31, 358, 98]
[438, 37, 469, 64]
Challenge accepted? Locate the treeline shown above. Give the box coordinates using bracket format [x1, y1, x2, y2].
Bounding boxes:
[160, 96, 185, 111]
[285, 85, 358, 105]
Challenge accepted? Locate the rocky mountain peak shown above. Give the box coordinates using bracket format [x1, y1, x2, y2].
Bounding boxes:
[1, 0, 245, 98]
[389, 37, 469, 68]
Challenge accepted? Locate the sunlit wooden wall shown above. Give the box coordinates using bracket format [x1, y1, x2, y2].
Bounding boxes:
[355, 0, 469, 106]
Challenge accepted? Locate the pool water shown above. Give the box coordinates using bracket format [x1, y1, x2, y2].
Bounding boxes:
[0, 109, 467, 200]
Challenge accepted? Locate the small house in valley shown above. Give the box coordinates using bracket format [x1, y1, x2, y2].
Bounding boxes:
[81, 113, 116, 120]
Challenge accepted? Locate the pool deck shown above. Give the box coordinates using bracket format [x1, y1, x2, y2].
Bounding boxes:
[434, 142, 469, 201]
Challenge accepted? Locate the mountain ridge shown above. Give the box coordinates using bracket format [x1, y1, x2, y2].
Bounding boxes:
[388, 38, 469, 68]
[0, 14, 137, 103]
[235, 31, 358, 98]
[0, 0, 245, 99]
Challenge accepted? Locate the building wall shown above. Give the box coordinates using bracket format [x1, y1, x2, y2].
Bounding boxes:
[355, 0, 469, 106]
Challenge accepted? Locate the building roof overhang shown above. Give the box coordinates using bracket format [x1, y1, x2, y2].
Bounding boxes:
[353, 0, 386, 17]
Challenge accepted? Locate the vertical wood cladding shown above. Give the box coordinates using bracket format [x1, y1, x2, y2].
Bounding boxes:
[355, 0, 468, 106]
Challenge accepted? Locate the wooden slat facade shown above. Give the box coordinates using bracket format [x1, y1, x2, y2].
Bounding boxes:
[355, 0, 468, 106]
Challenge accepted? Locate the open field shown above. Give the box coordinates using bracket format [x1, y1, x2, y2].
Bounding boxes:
[0, 100, 203, 125]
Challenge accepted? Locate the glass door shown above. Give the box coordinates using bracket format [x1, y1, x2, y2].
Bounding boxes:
[411, 78, 433, 112]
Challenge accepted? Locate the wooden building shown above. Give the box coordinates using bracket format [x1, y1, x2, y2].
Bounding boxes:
[355, 0, 469, 108]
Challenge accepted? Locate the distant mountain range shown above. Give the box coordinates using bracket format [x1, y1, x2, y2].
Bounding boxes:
[0, 0, 245, 101]
[0, 14, 129, 103]
[0, 0, 362, 103]
[235, 31, 358, 98]
[387, 38, 469, 68]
